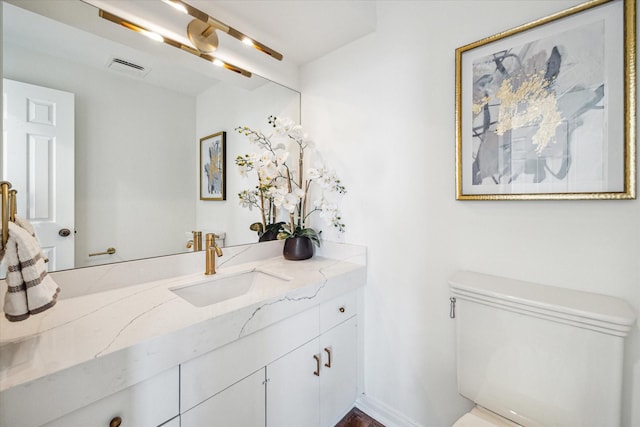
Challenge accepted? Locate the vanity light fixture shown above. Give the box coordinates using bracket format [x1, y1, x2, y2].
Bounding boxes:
[98, 9, 251, 77]
[119, 20, 164, 43]
[160, 0, 283, 61]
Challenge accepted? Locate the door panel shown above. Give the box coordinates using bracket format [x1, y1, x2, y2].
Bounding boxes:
[181, 368, 266, 427]
[267, 338, 320, 427]
[320, 317, 358, 426]
[2, 79, 74, 271]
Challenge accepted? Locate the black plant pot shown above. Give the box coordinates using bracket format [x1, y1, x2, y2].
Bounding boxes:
[283, 236, 314, 261]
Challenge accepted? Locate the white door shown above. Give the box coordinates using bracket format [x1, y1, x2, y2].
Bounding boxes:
[2, 79, 75, 271]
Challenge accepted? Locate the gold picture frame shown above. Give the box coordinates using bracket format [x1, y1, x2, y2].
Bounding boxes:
[455, 0, 636, 200]
[200, 131, 226, 201]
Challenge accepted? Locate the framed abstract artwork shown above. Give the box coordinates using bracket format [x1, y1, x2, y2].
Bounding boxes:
[200, 131, 226, 201]
[455, 0, 636, 200]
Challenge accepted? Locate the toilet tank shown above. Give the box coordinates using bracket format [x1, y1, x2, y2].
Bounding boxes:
[449, 271, 635, 427]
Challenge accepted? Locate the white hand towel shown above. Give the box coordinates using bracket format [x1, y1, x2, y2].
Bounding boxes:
[3, 222, 59, 322]
[13, 215, 48, 262]
[14, 215, 37, 236]
[14, 215, 35, 235]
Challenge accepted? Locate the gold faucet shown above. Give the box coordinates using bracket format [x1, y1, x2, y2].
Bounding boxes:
[187, 230, 203, 252]
[205, 233, 223, 275]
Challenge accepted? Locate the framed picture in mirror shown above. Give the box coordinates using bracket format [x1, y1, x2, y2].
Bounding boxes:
[455, 0, 636, 200]
[200, 131, 227, 201]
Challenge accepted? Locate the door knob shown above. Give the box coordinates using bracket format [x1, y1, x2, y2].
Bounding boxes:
[58, 228, 71, 237]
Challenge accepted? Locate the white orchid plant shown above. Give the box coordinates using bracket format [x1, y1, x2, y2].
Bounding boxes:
[235, 116, 346, 246]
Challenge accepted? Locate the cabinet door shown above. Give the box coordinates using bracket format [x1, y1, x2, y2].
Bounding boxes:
[180, 307, 320, 412]
[267, 338, 320, 427]
[42, 367, 179, 427]
[320, 316, 358, 427]
[181, 368, 266, 427]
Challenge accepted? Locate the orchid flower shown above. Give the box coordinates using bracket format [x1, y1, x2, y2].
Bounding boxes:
[235, 116, 346, 245]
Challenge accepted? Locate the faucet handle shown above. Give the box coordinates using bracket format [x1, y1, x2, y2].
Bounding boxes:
[190, 231, 202, 251]
[204, 233, 223, 275]
[206, 233, 223, 256]
[205, 233, 222, 243]
[205, 233, 219, 247]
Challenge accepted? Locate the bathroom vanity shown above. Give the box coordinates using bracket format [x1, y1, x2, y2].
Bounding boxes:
[0, 241, 366, 427]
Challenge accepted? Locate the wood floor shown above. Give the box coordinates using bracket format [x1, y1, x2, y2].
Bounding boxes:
[335, 407, 385, 427]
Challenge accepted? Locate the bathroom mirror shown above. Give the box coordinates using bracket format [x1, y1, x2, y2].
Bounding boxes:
[1, 0, 300, 275]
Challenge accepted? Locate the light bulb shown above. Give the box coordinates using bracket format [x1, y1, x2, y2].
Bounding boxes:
[161, 0, 188, 14]
[142, 30, 164, 43]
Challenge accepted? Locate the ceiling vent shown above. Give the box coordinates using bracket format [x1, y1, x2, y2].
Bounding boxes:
[106, 57, 151, 78]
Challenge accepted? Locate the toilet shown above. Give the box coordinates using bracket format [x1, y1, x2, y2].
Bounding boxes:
[449, 271, 636, 427]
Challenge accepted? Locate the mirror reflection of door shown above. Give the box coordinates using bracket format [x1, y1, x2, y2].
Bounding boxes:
[2, 78, 75, 274]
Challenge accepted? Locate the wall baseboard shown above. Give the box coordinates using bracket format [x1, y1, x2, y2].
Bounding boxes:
[355, 394, 423, 427]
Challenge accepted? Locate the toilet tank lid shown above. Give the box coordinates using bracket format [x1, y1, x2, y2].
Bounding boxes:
[449, 271, 636, 335]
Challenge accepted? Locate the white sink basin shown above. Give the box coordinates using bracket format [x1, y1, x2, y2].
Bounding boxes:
[170, 270, 291, 307]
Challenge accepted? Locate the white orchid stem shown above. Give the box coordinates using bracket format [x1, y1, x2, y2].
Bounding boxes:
[302, 180, 311, 227]
[297, 144, 304, 228]
[286, 169, 295, 233]
[303, 207, 320, 222]
[259, 190, 267, 231]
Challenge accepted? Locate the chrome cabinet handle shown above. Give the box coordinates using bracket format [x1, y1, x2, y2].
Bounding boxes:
[339, 306, 345, 313]
[324, 347, 332, 368]
[313, 354, 321, 376]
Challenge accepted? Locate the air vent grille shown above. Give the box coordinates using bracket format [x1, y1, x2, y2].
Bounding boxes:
[112, 58, 145, 71]
[106, 57, 151, 78]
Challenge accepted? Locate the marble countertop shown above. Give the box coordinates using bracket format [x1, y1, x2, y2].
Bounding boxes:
[0, 241, 366, 427]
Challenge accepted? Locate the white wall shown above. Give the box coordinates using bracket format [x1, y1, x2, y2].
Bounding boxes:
[4, 45, 196, 267]
[301, 1, 640, 426]
[195, 81, 300, 246]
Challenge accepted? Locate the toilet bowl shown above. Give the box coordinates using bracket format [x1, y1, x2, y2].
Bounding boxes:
[453, 406, 520, 427]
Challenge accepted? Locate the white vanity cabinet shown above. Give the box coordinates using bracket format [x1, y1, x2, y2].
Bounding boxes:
[180, 290, 358, 427]
[267, 316, 358, 427]
[1, 242, 366, 427]
[42, 367, 179, 427]
[181, 368, 266, 427]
